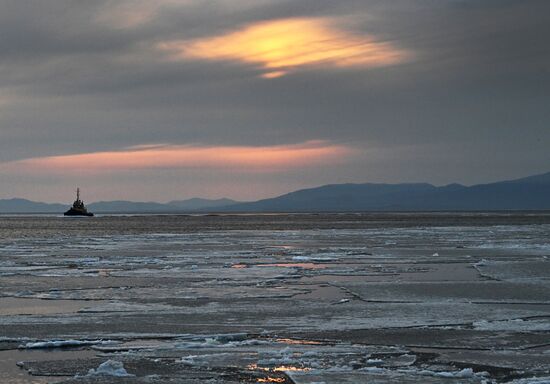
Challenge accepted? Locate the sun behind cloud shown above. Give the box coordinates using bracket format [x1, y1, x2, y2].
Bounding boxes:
[158, 17, 409, 78]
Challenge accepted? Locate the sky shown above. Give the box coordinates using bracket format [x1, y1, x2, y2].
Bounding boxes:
[0, 0, 549, 202]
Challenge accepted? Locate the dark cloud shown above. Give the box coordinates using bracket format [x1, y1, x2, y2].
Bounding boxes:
[0, 0, 549, 200]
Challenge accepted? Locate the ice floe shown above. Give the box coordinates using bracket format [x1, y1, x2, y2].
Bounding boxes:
[20, 339, 116, 349]
[473, 318, 550, 331]
[508, 377, 550, 384]
[85, 360, 134, 377]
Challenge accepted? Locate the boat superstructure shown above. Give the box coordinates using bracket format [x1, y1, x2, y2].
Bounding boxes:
[64, 188, 94, 216]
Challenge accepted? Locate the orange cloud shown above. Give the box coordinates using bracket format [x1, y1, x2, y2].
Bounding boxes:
[158, 18, 409, 78]
[3, 141, 354, 175]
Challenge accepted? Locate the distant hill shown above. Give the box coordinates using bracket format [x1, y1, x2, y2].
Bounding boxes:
[88, 201, 172, 213]
[168, 198, 238, 210]
[220, 171, 550, 212]
[1, 172, 549, 213]
[0, 197, 238, 214]
[90, 198, 239, 213]
[0, 198, 66, 213]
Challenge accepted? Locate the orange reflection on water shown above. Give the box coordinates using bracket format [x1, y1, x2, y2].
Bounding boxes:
[272, 365, 311, 372]
[275, 338, 323, 345]
[248, 363, 311, 373]
[260, 263, 326, 269]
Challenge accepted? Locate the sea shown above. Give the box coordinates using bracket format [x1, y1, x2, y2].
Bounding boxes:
[1, 212, 549, 383]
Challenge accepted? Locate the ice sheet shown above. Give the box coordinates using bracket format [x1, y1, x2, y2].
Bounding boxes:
[1, 214, 549, 383]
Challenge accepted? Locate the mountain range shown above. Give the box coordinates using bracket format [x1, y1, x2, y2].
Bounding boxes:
[223, 171, 550, 212]
[1, 171, 549, 213]
[0, 197, 239, 214]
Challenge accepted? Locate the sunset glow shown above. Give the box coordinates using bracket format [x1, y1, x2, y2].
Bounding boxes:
[158, 18, 409, 77]
[4, 141, 354, 174]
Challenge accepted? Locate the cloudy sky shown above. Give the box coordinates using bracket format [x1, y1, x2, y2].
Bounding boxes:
[0, 0, 549, 202]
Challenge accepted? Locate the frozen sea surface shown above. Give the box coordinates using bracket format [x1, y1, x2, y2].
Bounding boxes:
[0, 213, 549, 383]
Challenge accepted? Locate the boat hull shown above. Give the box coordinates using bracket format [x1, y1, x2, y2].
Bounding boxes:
[64, 208, 94, 217]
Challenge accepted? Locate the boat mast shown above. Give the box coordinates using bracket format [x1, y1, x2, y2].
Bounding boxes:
[77, 187, 80, 202]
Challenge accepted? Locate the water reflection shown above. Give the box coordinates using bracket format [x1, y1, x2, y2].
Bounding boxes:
[260, 263, 326, 269]
[249, 362, 311, 383]
[275, 338, 323, 345]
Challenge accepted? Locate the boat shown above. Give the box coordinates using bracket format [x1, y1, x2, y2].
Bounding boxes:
[64, 188, 94, 216]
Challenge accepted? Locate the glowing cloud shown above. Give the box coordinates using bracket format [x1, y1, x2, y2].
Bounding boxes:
[158, 18, 409, 77]
[3, 141, 354, 175]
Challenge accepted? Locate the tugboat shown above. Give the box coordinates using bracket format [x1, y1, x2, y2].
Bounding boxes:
[64, 188, 94, 217]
